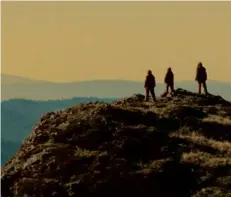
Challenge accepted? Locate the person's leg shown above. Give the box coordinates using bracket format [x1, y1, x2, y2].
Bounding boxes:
[198, 82, 202, 94]
[161, 91, 167, 98]
[170, 84, 175, 93]
[166, 84, 170, 93]
[145, 88, 150, 101]
[161, 85, 168, 97]
[166, 84, 171, 94]
[150, 88, 157, 102]
[202, 81, 208, 94]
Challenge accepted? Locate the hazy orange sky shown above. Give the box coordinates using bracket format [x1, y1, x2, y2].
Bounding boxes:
[2, 1, 231, 82]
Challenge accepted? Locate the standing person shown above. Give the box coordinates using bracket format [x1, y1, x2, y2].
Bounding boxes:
[195, 62, 208, 95]
[163, 67, 175, 96]
[144, 70, 157, 102]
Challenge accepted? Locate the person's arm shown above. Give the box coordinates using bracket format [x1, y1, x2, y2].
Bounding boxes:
[144, 76, 148, 88]
[164, 73, 168, 83]
[153, 76, 156, 87]
[204, 68, 207, 81]
[195, 69, 199, 81]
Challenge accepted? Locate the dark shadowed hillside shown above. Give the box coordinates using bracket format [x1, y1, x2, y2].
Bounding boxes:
[1, 89, 231, 197]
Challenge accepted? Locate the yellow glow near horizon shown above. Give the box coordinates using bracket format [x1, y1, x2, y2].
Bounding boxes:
[2, 1, 231, 82]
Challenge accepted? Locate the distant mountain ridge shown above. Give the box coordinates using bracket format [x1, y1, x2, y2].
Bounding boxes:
[1, 74, 51, 84]
[1, 96, 116, 165]
[1, 74, 231, 101]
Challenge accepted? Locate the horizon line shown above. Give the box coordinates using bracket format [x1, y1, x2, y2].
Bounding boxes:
[1, 73, 231, 84]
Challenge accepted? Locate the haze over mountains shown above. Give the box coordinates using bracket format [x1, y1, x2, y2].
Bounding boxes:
[2, 74, 231, 101]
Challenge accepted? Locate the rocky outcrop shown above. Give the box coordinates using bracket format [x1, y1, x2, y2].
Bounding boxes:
[1, 89, 231, 197]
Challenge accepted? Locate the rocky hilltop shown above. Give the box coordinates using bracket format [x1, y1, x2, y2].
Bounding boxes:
[1, 89, 231, 197]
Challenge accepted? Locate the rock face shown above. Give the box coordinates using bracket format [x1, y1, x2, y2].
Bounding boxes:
[2, 88, 231, 197]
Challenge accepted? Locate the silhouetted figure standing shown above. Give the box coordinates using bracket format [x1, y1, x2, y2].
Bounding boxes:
[162, 67, 175, 97]
[195, 62, 208, 95]
[144, 70, 157, 102]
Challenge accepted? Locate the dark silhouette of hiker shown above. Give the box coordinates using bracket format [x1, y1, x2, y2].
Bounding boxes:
[195, 62, 208, 95]
[162, 67, 175, 97]
[144, 70, 157, 102]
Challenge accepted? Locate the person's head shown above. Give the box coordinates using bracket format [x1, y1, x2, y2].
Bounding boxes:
[147, 70, 152, 75]
[167, 67, 172, 72]
[197, 62, 203, 68]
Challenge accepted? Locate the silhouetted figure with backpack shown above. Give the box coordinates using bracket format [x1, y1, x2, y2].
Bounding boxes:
[195, 62, 208, 95]
[162, 67, 175, 97]
[144, 70, 157, 102]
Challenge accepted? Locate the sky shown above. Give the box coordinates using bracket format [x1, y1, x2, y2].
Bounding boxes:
[1, 1, 231, 82]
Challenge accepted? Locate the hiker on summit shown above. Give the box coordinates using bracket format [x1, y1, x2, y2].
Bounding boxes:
[162, 67, 175, 97]
[144, 70, 157, 102]
[195, 62, 208, 95]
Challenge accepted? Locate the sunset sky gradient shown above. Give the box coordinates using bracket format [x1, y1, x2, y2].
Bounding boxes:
[2, 1, 231, 82]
